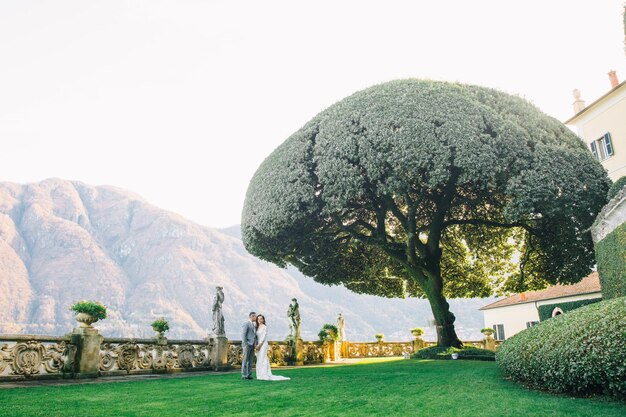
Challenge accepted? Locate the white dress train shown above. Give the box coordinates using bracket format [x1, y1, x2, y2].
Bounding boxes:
[255, 324, 290, 381]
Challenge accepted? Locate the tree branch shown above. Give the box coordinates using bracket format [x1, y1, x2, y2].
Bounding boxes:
[442, 219, 536, 234]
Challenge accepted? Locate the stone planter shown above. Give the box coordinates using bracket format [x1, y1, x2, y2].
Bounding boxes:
[451, 353, 459, 360]
[154, 331, 168, 345]
[75, 312, 98, 328]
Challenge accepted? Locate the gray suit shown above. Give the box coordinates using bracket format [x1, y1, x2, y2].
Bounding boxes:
[241, 320, 256, 378]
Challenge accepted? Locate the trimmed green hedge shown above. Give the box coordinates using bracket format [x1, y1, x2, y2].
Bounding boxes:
[606, 175, 626, 201]
[496, 297, 626, 400]
[412, 346, 495, 361]
[595, 222, 626, 299]
[537, 298, 602, 321]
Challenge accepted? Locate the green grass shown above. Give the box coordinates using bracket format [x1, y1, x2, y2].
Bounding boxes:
[0, 359, 624, 416]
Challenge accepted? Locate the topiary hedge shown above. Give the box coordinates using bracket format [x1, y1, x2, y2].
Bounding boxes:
[537, 298, 602, 321]
[606, 175, 626, 201]
[413, 346, 495, 361]
[496, 297, 626, 400]
[595, 222, 626, 299]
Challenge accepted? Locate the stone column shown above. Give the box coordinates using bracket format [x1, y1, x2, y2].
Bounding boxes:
[71, 327, 103, 378]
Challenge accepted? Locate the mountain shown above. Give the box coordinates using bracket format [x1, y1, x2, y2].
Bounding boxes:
[0, 179, 494, 342]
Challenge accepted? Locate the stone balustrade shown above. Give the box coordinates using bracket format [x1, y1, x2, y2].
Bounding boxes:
[0, 334, 76, 380]
[99, 337, 216, 376]
[0, 332, 500, 381]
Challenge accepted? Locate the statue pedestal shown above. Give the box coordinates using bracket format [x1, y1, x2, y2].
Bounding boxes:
[208, 334, 230, 371]
[340, 341, 349, 358]
[286, 336, 304, 366]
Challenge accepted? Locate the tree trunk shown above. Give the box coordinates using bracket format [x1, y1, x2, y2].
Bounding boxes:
[421, 271, 463, 348]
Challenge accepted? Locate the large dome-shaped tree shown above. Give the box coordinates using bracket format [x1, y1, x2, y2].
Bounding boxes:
[242, 80, 609, 347]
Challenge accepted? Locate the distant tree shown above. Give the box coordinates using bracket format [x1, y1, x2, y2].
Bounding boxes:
[242, 80, 610, 347]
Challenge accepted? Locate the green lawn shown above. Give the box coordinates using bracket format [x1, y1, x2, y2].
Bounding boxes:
[0, 359, 624, 416]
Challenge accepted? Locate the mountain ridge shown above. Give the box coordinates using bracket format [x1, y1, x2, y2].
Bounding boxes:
[0, 179, 493, 341]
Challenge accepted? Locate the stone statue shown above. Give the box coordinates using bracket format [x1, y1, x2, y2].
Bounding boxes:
[337, 313, 346, 341]
[287, 298, 301, 340]
[212, 286, 225, 336]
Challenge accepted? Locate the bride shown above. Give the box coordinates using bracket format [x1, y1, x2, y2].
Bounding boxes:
[255, 315, 290, 381]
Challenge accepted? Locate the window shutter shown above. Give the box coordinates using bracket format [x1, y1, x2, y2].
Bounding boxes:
[603, 133, 614, 156]
[590, 141, 599, 160]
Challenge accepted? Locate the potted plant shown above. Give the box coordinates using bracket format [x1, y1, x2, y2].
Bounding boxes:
[375, 333, 384, 342]
[481, 327, 496, 351]
[70, 300, 107, 328]
[318, 324, 340, 362]
[481, 328, 495, 337]
[410, 327, 424, 338]
[151, 317, 170, 337]
[318, 324, 340, 343]
[410, 327, 425, 349]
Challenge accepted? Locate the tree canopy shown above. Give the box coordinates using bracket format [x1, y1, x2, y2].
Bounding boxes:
[242, 80, 609, 345]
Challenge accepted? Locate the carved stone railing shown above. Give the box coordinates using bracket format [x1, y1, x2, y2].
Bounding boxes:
[302, 341, 325, 363]
[346, 342, 414, 358]
[1, 333, 501, 381]
[0, 334, 77, 380]
[99, 337, 215, 375]
[227, 340, 325, 367]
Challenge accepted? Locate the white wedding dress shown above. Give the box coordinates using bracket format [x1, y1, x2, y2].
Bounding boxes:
[255, 324, 290, 381]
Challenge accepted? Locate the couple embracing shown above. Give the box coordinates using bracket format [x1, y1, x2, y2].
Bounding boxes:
[241, 312, 290, 381]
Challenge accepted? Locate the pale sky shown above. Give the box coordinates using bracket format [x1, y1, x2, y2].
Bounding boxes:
[1, 1, 625, 228]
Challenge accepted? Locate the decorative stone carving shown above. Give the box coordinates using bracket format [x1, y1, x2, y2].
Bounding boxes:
[0, 339, 76, 378]
[347, 342, 413, 358]
[227, 343, 243, 366]
[302, 342, 324, 363]
[98, 340, 213, 373]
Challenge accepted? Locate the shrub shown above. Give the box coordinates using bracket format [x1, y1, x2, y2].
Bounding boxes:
[375, 333, 384, 341]
[607, 175, 626, 201]
[318, 324, 339, 342]
[412, 346, 495, 361]
[70, 300, 107, 320]
[151, 317, 170, 333]
[496, 297, 626, 400]
[595, 222, 626, 299]
[481, 328, 495, 336]
[537, 298, 602, 321]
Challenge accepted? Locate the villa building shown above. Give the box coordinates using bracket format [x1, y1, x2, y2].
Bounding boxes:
[565, 71, 626, 181]
[479, 273, 602, 340]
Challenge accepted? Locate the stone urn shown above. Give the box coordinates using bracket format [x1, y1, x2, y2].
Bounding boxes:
[154, 331, 168, 345]
[76, 312, 98, 328]
[375, 334, 384, 343]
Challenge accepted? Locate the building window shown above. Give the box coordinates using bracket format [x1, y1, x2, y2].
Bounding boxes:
[590, 133, 614, 161]
[526, 321, 539, 328]
[492, 324, 505, 341]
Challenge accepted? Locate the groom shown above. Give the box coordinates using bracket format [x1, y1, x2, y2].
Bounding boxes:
[241, 311, 257, 380]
